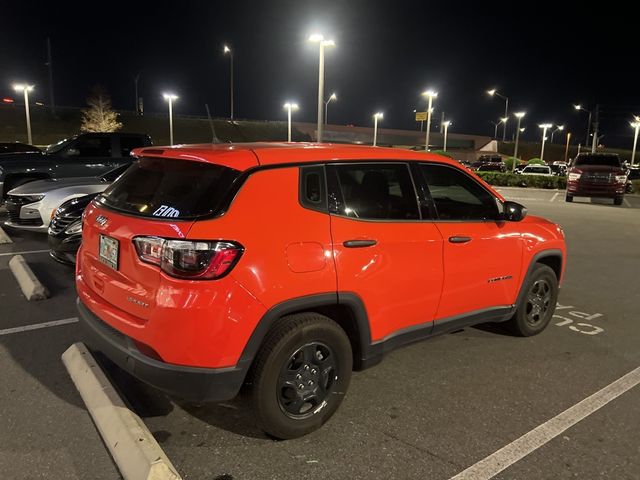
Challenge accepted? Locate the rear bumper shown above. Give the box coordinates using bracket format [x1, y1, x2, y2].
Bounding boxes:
[77, 298, 247, 402]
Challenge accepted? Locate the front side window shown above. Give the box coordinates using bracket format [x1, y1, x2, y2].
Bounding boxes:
[421, 164, 499, 221]
[68, 137, 112, 157]
[120, 136, 147, 156]
[332, 163, 419, 220]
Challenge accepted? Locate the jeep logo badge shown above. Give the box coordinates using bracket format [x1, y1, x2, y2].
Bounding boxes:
[95, 215, 108, 227]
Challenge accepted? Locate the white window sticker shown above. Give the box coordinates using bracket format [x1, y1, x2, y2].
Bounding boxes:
[153, 205, 180, 218]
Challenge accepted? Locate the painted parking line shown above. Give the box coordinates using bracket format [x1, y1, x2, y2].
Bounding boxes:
[0, 317, 78, 336]
[550, 192, 560, 202]
[624, 198, 631, 207]
[0, 249, 50, 257]
[449, 366, 640, 480]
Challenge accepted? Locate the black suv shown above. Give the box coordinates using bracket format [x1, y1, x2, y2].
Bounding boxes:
[0, 132, 151, 198]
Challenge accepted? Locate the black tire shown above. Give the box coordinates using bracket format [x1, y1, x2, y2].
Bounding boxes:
[507, 264, 558, 337]
[613, 196, 623, 206]
[249, 312, 352, 439]
[565, 194, 573, 202]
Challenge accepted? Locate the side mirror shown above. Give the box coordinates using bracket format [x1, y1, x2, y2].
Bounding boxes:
[502, 201, 527, 222]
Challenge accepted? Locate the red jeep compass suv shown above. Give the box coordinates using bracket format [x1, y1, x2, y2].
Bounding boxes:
[76, 143, 566, 439]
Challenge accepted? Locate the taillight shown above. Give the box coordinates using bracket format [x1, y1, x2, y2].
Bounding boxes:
[133, 237, 243, 280]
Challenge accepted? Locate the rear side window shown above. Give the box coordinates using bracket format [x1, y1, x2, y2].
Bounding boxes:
[98, 157, 240, 219]
[331, 163, 419, 220]
[120, 136, 148, 156]
[421, 164, 499, 221]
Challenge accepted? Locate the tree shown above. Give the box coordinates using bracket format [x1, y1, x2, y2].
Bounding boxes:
[80, 86, 122, 132]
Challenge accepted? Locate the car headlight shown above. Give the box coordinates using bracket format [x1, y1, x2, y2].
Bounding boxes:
[615, 175, 627, 183]
[64, 220, 82, 235]
[22, 195, 45, 203]
[568, 173, 581, 181]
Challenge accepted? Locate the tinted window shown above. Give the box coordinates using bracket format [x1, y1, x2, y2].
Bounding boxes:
[333, 164, 419, 220]
[72, 137, 111, 157]
[421, 164, 499, 221]
[120, 136, 147, 157]
[100, 164, 131, 182]
[574, 154, 621, 167]
[524, 166, 550, 174]
[99, 157, 240, 219]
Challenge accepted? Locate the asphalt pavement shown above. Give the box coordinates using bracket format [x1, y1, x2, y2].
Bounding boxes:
[0, 188, 638, 479]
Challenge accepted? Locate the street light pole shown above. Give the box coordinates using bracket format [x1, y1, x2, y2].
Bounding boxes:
[630, 118, 640, 166]
[309, 34, 335, 143]
[223, 45, 234, 119]
[574, 104, 592, 147]
[550, 125, 564, 143]
[442, 120, 451, 151]
[539, 124, 552, 162]
[324, 93, 336, 125]
[373, 112, 383, 146]
[162, 93, 178, 146]
[513, 112, 526, 172]
[564, 132, 571, 164]
[13, 84, 34, 145]
[488, 89, 509, 141]
[422, 90, 438, 150]
[284, 103, 299, 142]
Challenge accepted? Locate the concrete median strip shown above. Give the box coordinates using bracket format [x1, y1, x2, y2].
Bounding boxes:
[62, 343, 182, 480]
[0, 226, 12, 244]
[9, 254, 49, 300]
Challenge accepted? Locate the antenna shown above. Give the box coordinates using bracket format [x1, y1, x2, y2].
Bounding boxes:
[205, 104, 220, 143]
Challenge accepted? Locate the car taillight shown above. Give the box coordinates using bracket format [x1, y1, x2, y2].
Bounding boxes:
[568, 172, 581, 181]
[133, 237, 243, 280]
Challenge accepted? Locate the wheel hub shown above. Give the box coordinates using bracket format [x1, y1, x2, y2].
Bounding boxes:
[277, 342, 336, 418]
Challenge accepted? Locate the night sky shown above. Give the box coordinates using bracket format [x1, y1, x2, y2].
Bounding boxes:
[1, 1, 637, 146]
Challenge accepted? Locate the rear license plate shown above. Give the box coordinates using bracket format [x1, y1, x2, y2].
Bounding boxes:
[99, 234, 119, 270]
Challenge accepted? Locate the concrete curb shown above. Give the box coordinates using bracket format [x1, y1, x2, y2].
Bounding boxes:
[62, 343, 182, 480]
[0, 226, 12, 244]
[8, 254, 49, 300]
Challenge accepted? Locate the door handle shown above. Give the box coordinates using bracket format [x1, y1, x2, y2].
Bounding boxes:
[343, 239, 377, 248]
[448, 236, 472, 244]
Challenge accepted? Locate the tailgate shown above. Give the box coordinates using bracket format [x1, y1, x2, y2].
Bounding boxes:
[80, 202, 194, 323]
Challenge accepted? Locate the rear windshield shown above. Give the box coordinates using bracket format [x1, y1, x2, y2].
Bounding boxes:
[97, 157, 241, 219]
[574, 155, 620, 167]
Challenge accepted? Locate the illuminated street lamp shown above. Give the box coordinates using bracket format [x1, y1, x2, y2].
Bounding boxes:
[283, 102, 299, 142]
[422, 90, 438, 150]
[574, 104, 592, 149]
[324, 92, 337, 125]
[162, 93, 178, 146]
[309, 34, 335, 142]
[372, 112, 383, 146]
[538, 124, 553, 162]
[442, 120, 451, 151]
[513, 112, 526, 171]
[630, 116, 640, 166]
[550, 125, 564, 143]
[223, 45, 234, 119]
[13, 83, 34, 144]
[487, 89, 509, 141]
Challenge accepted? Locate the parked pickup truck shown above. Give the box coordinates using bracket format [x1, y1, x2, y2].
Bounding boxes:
[0, 132, 151, 198]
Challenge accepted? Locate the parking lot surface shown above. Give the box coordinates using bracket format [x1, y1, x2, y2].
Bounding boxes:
[1, 188, 639, 479]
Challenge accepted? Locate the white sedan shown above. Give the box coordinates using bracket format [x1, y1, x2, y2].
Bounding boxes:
[4, 164, 128, 233]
